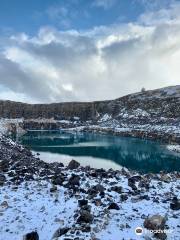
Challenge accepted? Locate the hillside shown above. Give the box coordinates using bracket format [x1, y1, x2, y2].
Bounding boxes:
[0, 85, 180, 143]
[0, 85, 180, 120]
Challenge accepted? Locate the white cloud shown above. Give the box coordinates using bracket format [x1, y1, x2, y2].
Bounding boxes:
[92, 0, 117, 9]
[1, 3, 180, 103]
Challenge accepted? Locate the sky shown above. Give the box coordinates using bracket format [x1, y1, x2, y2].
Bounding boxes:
[0, 0, 180, 103]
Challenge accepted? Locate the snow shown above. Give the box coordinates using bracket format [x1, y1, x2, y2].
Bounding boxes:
[0, 118, 23, 135]
[0, 173, 179, 240]
[131, 85, 180, 99]
[167, 145, 180, 154]
[133, 108, 150, 117]
[0, 181, 77, 240]
[98, 114, 112, 122]
[58, 120, 71, 124]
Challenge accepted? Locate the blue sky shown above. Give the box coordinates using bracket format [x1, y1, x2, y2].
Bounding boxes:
[0, 0, 180, 103]
[0, 0, 174, 34]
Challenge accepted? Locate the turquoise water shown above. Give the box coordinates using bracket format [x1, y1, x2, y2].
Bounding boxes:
[18, 130, 180, 173]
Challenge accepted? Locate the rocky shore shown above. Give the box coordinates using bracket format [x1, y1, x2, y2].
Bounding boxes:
[0, 135, 180, 240]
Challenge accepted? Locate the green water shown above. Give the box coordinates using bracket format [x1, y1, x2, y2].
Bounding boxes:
[17, 130, 180, 173]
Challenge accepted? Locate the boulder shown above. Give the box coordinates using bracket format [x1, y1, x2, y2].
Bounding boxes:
[0, 174, 6, 186]
[144, 215, 166, 230]
[23, 231, 39, 240]
[68, 159, 80, 170]
[68, 174, 80, 186]
[170, 197, 180, 210]
[77, 210, 93, 223]
[93, 184, 105, 192]
[52, 175, 64, 185]
[52, 227, 70, 239]
[120, 194, 128, 202]
[108, 202, 120, 210]
[111, 186, 122, 194]
[78, 199, 88, 207]
[50, 185, 57, 192]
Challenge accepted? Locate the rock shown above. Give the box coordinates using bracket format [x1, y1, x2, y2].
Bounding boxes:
[154, 232, 167, 240]
[68, 159, 80, 170]
[170, 197, 180, 210]
[68, 174, 80, 186]
[128, 176, 141, 190]
[0, 201, 9, 209]
[144, 215, 166, 230]
[77, 210, 93, 223]
[52, 227, 70, 238]
[52, 175, 64, 185]
[94, 184, 105, 192]
[120, 194, 128, 202]
[94, 199, 102, 206]
[128, 175, 142, 184]
[108, 202, 120, 210]
[23, 231, 39, 240]
[82, 225, 91, 232]
[0, 160, 9, 172]
[50, 185, 57, 192]
[111, 186, 122, 194]
[160, 174, 171, 183]
[139, 195, 150, 201]
[78, 199, 88, 207]
[0, 174, 6, 186]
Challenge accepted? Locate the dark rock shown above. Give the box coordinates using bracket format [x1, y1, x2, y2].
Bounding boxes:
[139, 195, 150, 201]
[82, 225, 91, 232]
[77, 210, 93, 223]
[170, 197, 180, 210]
[68, 174, 80, 186]
[99, 191, 105, 198]
[120, 194, 128, 201]
[52, 227, 70, 238]
[78, 199, 88, 207]
[0, 160, 9, 172]
[0, 174, 6, 186]
[111, 186, 122, 194]
[144, 215, 166, 230]
[108, 202, 120, 210]
[52, 175, 64, 185]
[138, 180, 150, 189]
[93, 184, 105, 192]
[87, 188, 97, 198]
[50, 185, 57, 192]
[154, 232, 167, 240]
[23, 231, 39, 240]
[128, 175, 142, 184]
[68, 159, 80, 170]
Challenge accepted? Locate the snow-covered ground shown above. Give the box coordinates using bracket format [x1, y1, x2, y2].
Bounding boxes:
[0, 171, 180, 240]
[167, 145, 180, 154]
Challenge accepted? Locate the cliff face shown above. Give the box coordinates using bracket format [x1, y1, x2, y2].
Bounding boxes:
[0, 100, 111, 121]
[0, 85, 180, 121]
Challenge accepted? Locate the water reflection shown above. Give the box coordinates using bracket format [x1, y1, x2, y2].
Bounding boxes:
[18, 131, 180, 173]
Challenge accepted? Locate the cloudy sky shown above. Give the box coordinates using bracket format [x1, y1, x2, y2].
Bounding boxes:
[0, 0, 180, 103]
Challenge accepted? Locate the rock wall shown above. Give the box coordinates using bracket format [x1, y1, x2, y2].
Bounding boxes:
[0, 86, 180, 121]
[0, 100, 108, 121]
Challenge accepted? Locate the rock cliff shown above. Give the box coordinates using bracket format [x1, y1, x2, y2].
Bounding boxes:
[0, 85, 180, 121]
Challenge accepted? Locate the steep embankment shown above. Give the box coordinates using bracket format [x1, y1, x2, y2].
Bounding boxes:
[0, 85, 180, 143]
